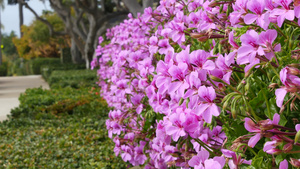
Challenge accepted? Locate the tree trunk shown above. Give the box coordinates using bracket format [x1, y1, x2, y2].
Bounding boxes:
[71, 38, 84, 64]
[143, 0, 154, 9]
[83, 15, 98, 69]
[0, 8, 2, 65]
[121, 0, 143, 17]
[18, 1, 24, 37]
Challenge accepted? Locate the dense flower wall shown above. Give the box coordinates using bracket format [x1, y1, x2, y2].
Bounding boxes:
[92, 0, 300, 168]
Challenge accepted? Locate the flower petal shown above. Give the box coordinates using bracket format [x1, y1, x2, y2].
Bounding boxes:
[275, 88, 287, 108]
[188, 155, 201, 167]
[248, 133, 261, 148]
[296, 124, 300, 132]
[210, 103, 220, 116]
[195, 103, 210, 116]
[203, 60, 216, 70]
[244, 14, 257, 25]
[202, 108, 213, 123]
[244, 118, 260, 132]
[279, 159, 288, 169]
[272, 113, 280, 125]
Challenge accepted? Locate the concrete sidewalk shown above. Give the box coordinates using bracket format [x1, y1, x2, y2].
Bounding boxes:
[0, 75, 49, 121]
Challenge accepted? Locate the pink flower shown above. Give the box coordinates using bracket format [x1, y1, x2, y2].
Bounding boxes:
[230, 0, 248, 25]
[237, 30, 264, 72]
[263, 136, 283, 154]
[198, 12, 217, 31]
[258, 29, 281, 60]
[244, 0, 270, 30]
[190, 49, 215, 71]
[244, 113, 280, 147]
[216, 53, 235, 72]
[121, 145, 133, 162]
[275, 67, 300, 107]
[273, 0, 294, 27]
[168, 63, 190, 97]
[188, 10, 202, 28]
[165, 109, 187, 141]
[221, 149, 252, 169]
[158, 39, 174, 55]
[196, 86, 220, 123]
[188, 150, 225, 169]
[133, 141, 148, 165]
[188, 150, 209, 168]
[184, 71, 201, 99]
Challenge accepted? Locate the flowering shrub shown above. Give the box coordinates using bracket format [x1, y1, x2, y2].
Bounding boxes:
[93, 0, 300, 168]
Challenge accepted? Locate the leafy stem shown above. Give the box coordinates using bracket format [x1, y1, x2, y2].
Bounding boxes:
[194, 138, 217, 156]
[272, 23, 287, 39]
[210, 75, 242, 94]
[243, 96, 260, 122]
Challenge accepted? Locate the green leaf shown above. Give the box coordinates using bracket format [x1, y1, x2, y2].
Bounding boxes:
[249, 89, 266, 111]
[251, 157, 264, 168]
[279, 113, 287, 126]
[275, 155, 283, 165]
[269, 98, 280, 118]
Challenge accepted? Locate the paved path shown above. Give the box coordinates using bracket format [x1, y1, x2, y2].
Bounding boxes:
[0, 75, 49, 121]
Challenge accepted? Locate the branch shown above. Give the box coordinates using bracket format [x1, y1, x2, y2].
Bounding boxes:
[80, 20, 88, 35]
[143, 0, 154, 9]
[121, 0, 143, 17]
[20, 0, 66, 36]
[96, 11, 128, 25]
[49, 0, 69, 17]
[72, 6, 87, 40]
[75, 0, 99, 15]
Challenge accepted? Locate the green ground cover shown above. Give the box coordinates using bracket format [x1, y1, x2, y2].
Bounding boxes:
[47, 70, 98, 89]
[0, 70, 128, 168]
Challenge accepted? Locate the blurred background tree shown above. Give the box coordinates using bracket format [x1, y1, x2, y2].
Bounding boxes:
[6, 0, 158, 68]
[2, 31, 18, 57]
[13, 11, 69, 59]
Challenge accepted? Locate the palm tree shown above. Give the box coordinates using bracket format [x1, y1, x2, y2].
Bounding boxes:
[8, 0, 24, 37]
[0, 0, 4, 65]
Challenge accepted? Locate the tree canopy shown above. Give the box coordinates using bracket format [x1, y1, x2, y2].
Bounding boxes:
[13, 12, 69, 59]
[2, 31, 18, 56]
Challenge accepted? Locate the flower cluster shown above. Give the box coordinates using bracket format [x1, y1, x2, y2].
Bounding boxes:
[93, 0, 300, 168]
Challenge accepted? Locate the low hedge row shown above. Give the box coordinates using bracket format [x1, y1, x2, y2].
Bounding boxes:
[2, 87, 128, 168]
[5, 57, 85, 76]
[30, 58, 61, 75]
[47, 70, 98, 89]
[10, 87, 102, 119]
[41, 64, 86, 80]
[0, 111, 127, 168]
[0, 62, 8, 76]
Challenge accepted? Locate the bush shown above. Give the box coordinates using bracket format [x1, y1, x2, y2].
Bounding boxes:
[48, 70, 97, 89]
[10, 87, 104, 119]
[9, 58, 30, 76]
[41, 63, 86, 81]
[0, 67, 128, 168]
[0, 62, 8, 76]
[0, 87, 127, 168]
[29, 58, 61, 75]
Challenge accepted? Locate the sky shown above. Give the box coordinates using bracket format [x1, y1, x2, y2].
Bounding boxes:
[1, 1, 51, 37]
